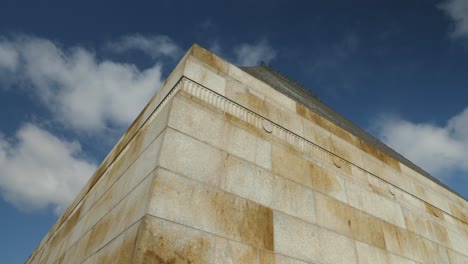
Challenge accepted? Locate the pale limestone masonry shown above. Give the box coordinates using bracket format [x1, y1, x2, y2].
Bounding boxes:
[27, 44, 468, 264]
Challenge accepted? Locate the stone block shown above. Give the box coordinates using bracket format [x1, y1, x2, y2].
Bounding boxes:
[168, 94, 225, 150]
[355, 241, 416, 264]
[84, 174, 153, 261]
[123, 130, 165, 188]
[225, 65, 297, 113]
[302, 118, 332, 151]
[225, 78, 303, 136]
[79, 100, 171, 226]
[447, 228, 468, 255]
[90, 221, 140, 264]
[136, 214, 264, 264]
[59, 173, 153, 264]
[423, 189, 451, 215]
[159, 128, 223, 186]
[382, 221, 451, 263]
[315, 192, 387, 249]
[401, 206, 451, 248]
[361, 155, 403, 190]
[135, 215, 216, 263]
[447, 249, 468, 264]
[213, 236, 259, 263]
[346, 180, 406, 228]
[450, 202, 468, 223]
[272, 144, 348, 203]
[222, 154, 316, 223]
[61, 131, 165, 255]
[329, 134, 364, 168]
[184, 57, 226, 96]
[274, 211, 357, 264]
[190, 44, 230, 74]
[225, 122, 272, 170]
[148, 168, 274, 251]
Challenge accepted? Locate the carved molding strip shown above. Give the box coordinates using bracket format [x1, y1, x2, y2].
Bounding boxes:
[179, 77, 466, 227]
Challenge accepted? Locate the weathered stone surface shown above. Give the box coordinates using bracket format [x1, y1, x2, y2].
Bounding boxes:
[274, 211, 358, 264]
[446, 227, 468, 255]
[330, 134, 365, 168]
[89, 221, 140, 264]
[272, 144, 348, 203]
[222, 154, 316, 223]
[135, 215, 262, 264]
[183, 57, 226, 96]
[159, 128, 223, 186]
[355, 241, 416, 264]
[148, 168, 275, 251]
[401, 206, 452, 248]
[346, 180, 406, 228]
[302, 117, 333, 151]
[58, 174, 153, 263]
[259, 250, 310, 264]
[447, 248, 468, 264]
[28, 44, 468, 264]
[135, 215, 216, 263]
[225, 122, 272, 170]
[382, 220, 452, 264]
[168, 92, 273, 170]
[315, 192, 387, 249]
[168, 94, 225, 149]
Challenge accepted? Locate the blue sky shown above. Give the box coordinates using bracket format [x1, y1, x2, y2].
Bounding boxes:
[1, 0, 468, 262]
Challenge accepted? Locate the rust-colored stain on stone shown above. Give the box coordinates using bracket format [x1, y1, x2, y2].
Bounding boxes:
[297, 103, 403, 172]
[358, 139, 401, 172]
[317, 194, 387, 249]
[60, 203, 82, 242]
[245, 91, 270, 117]
[208, 189, 275, 251]
[273, 144, 343, 197]
[84, 214, 112, 257]
[381, 221, 441, 263]
[191, 44, 228, 73]
[258, 250, 276, 264]
[449, 203, 468, 223]
[152, 169, 275, 252]
[425, 202, 445, 219]
[309, 163, 339, 195]
[224, 112, 266, 140]
[296, 104, 330, 132]
[427, 220, 451, 246]
[95, 224, 140, 264]
[135, 217, 213, 264]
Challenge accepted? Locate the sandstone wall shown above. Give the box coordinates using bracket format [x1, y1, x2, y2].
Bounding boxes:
[27, 45, 468, 264]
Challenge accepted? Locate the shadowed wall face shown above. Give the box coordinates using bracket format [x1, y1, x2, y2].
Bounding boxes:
[27, 45, 468, 264]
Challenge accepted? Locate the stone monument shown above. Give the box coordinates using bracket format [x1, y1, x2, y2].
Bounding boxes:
[27, 44, 468, 263]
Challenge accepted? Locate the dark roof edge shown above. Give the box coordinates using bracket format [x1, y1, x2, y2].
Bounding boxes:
[241, 65, 466, 201]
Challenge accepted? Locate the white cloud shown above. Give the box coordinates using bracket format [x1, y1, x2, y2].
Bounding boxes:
[0, 124, 96, 214]
[0, 42, 18, 71]
[0, 34, 182, 213]
[439, 0, 468, 40]
[108, 34, 183, 59]
[0, 35, 178, 132]
[234, 40, 277, 66]
[372, 108, 468, 178]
